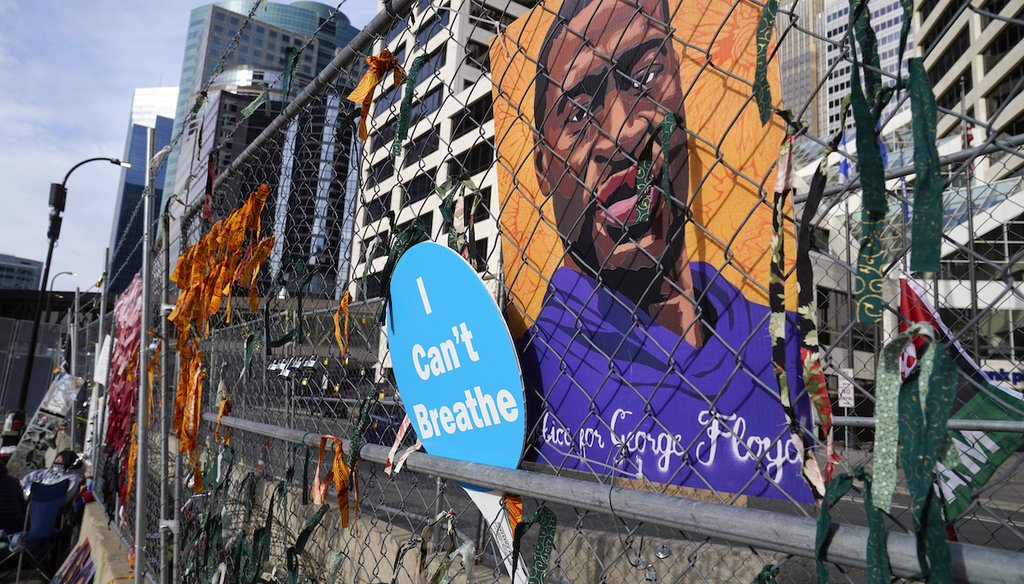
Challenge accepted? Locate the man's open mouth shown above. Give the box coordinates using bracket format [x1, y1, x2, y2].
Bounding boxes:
[595, 166, 662, 242]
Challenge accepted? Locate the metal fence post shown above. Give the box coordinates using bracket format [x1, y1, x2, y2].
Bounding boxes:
[158, 230, 171, 584]
[134, 126, 155, 584]
[70, 286, 79, 450]
[90, 249, 109, 475]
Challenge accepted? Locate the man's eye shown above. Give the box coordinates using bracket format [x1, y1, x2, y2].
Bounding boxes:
[569, 104, 588, 123]
[631, 68, 659, 90]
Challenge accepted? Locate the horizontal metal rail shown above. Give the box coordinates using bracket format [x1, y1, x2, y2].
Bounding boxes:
[180, 0, 416, 227]
[205, 412, 1024, 583]
[834, 415, 1024, 433]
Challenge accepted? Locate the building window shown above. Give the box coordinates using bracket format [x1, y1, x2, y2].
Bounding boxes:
[387, 15, 410, 43]
[419, 44, 448, 81]
[926, 28, 969, 88]
[376, 82, 404, 114]
[935, 66, 973, 112]
[358, 271, 385, 300]
[921, 0, 963, 55]
[982, 12, 1024, 71]
[451, 93, 493, 140]
[471, 237, 488, 272]
[986, 60, 1024, 116]
[465, 40, 490, 71]
[372, 119, 398, 151]
[367, 157, 395, 187]
[448, 139, 494, 178]
[398, 214, 434, 238]
[411, 86, 444, 125]
[416, 9, 450, 47]
[365, 193, 391, 225]
[404, 126, 440, 167]
[403, 171, 436, 205]
[466, 187, 491, 224]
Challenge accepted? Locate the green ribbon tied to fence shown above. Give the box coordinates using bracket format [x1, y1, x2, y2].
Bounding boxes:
[511, 506, 557, 584]
[818, 323, 960, 582]
[392, 54, 427, 158]
[438, 174, 480, 252]
[753, 0, 779, 124]
[908, 57, 943, 273]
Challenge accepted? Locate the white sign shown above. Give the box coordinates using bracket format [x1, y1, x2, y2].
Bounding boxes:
[837, 368, 855, 409]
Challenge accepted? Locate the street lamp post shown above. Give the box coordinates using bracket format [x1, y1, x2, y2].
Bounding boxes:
[15, 157, 131, 423]
[44, 271, 77, 324]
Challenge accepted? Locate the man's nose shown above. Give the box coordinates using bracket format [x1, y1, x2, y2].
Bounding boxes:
[594, 89, 655, 164]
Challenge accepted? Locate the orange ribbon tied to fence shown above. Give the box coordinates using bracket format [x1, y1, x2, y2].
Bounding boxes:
[347, 49, 406, 141]
[333, 290, 352, 357]
[169, 183, 274, 494]
[312, 435, 352, 529]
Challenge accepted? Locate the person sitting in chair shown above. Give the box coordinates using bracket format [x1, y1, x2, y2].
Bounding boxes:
[19, 450, 84, 503]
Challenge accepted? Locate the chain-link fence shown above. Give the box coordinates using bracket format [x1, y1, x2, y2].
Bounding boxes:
[84, 0, 1024, 582]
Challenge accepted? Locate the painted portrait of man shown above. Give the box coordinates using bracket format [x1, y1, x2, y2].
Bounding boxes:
[491, 0, 814, 501]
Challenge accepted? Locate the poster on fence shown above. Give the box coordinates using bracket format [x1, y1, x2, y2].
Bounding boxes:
[490, 0, 814, 501]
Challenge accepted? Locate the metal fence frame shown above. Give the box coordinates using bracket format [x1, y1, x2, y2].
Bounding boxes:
[62, 0, 1024, 582]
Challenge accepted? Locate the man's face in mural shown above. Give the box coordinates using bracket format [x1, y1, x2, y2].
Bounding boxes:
[536, 0, 700, 343]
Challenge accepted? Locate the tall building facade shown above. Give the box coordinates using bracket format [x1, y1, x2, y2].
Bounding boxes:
[108, 87, 177, 295]
[163, 1, 364, 299]
[916, 0, 1024, 179]
[162, 1, 360, 210]
[820, 0, 914, 136]
[0, 254, 42, 290]
[777, 0, 826, 136]
[349, 0, 533, 381]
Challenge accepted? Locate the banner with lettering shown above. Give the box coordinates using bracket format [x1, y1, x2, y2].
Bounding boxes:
[900, 276, 1024, 519]
[489, 0, 814, 501]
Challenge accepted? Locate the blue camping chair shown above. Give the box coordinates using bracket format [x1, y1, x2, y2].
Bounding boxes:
[0, 479, 71, 582]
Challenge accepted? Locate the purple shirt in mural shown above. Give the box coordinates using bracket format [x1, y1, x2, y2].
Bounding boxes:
[520, 262, 814, 501]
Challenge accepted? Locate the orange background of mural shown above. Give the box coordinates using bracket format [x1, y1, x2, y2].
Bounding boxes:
[490, 0, 795, 339]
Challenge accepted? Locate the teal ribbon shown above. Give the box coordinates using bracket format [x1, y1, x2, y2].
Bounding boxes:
[847, 0, 890, 324]
[908, 58, 942, 272]
[898, 342, 958, 582]
[379, 217, 429, 324]
[241, 90, 270, 118]
[753, 0, 780, 124]
[348, 393, 377, 478]
[815, 468, 891, 584]
[392, 55, 427, 158]
[634, 114, 680, 224]
[511, 506, 557, 584]
[753, 563, 779, 583]
[286, 503, 330, 584]
[438, 175, 480, 251]
[871, 323, 932, 513]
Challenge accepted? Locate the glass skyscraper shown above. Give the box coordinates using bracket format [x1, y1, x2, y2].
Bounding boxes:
[161, 1, 359, 211]
[108, 87, 177, 295]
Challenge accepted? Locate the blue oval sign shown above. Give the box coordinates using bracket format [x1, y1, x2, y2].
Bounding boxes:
[386, 242, 526, 470]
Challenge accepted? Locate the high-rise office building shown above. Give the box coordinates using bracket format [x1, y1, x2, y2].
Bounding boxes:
[820, 0, 913, 136]
[916, 0, 1024, 179]
[108, 87, 177, 295]
[349, 0, 533, 380]
[777, 0, 826, 136]
[162, 1, 360, 211]
[163, 1, 363, 299]
[0, 254, 42, 291]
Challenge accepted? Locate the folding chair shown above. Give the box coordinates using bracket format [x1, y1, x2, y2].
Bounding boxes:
[0, 479, 70, 582]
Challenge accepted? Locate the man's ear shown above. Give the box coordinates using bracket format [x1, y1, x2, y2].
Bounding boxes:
[534, 140, 555, 195]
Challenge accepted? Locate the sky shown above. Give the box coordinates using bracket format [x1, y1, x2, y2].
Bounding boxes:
[0, 0, 377, 293]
